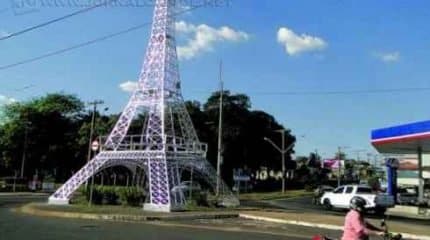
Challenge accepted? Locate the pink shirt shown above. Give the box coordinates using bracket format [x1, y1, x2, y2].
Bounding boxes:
[341, 210, 369, 240]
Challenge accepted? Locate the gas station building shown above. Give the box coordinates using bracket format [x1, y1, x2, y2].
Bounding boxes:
[371, 120, 430, 203]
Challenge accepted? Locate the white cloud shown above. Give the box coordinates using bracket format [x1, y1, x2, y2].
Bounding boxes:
[277, 27, 327, 56]
[119, 81, 138, 93]
[0, 30, 10, 38]
[0, 95, 16, 105]
[175, 21, 195, 33]
[375, 51, 400, 63]
[177, 3, 191, 13]
[175, 21, 249, 60]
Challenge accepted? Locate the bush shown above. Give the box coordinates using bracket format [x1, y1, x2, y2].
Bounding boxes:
[101, 186, 119, 205]
[118, 187, 144, 207]
[80, 185, 144, 206]
[304, 184, 316, 192]
[367, 177, 381, 191]
[43, 175, 55, 182]
[87, 186, 103, 205]
[195, 191, 209, 207]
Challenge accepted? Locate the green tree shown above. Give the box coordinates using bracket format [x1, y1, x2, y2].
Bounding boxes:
[0, 93, 84, 180]
[0, 90, 296, 190]
[200, 91, 295, 185]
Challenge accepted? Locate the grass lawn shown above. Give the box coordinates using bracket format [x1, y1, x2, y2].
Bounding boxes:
[28, 200, 235, 215]
[31, 203, 147, 215]
[26, 190, 311, 216]
[238, 190, 312, 201]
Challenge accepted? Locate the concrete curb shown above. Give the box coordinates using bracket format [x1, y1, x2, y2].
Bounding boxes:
[387, 206, 430, 220]
[239, 213, 430, 240]
[0, 192, 49, 197]
[20, 204, 239, 222]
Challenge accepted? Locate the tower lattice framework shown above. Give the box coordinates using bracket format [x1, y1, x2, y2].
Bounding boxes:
[48, 0, 239, 212]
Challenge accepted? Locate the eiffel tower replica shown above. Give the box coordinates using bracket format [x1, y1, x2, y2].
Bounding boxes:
[48, 0, 239, 212]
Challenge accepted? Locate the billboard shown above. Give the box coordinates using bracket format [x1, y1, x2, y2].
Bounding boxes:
[396, 155, 430, 180]
[323, 159, 343, 169]
[398, 155, 430, 170]
[398, 158, 418, 170]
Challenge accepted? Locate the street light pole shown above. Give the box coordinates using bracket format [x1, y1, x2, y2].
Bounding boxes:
[264, 129, 295, 193]
[216, 60, 223, 197]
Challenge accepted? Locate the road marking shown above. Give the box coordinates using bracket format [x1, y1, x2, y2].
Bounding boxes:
[240, 213, 343, 230]
[17, 203, 309, 239]
[145, 221, 310, 239]
[239, 213, 430, 240]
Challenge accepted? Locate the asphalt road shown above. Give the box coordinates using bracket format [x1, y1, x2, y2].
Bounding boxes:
[270, 196, 430, 226]
[0, 194, 333, 240]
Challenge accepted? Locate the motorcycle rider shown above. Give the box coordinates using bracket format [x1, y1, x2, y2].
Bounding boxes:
[341, 196, 386, 240]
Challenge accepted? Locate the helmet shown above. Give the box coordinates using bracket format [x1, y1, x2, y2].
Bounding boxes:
[350, 196, 366, 212]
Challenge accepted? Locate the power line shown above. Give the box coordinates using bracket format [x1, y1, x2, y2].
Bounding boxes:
[14, 84, 35, 91]
[0, 0, 117, 41]
[1, 83, 35, 92]
[189, 87, 430, 96]
[0, 5, 203, 71]
[250, 87, 430, 95]
[0, 24, 147, 70]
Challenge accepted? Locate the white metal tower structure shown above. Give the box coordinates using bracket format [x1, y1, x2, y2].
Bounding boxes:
[48, 0, 239, 212]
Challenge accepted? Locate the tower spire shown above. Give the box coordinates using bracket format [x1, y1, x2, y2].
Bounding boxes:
[48, 0, 238, 212]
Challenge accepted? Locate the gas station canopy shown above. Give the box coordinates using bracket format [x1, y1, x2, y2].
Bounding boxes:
[371, 120, 430, 154]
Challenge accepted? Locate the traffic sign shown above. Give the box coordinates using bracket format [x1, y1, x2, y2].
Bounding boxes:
[91, 140, 100, 151]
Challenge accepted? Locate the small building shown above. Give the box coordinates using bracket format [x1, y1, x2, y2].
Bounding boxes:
[371, 120, 430, 203]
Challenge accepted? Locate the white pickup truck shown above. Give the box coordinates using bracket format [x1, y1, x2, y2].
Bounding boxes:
[320, 185, 394, 214]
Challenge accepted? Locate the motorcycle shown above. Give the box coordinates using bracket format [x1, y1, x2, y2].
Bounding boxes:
[380, 219, 402, 240]
[312, 219, 402, 240]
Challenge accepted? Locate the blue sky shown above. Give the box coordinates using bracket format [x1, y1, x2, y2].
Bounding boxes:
[1, 0, 430, 159]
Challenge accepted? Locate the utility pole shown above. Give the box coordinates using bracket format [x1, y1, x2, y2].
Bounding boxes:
[281, 130, 285, 192]
[20, 121, 30, 178]
[264, 129, 295, 193]
[87, 100, 104, 164]
[13, 170, 18, 192]
[315, 149, 323, 168]
[367, 153, 372, 164]
[216, 60, 223, 197]
[87, 100, 104, 206]
[189, 166, 194, 201]
[351, 149, 365, 162]
[337, 146, 349, 187]
[373, 154, 378, 168]
[337, 147, 341, 187]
